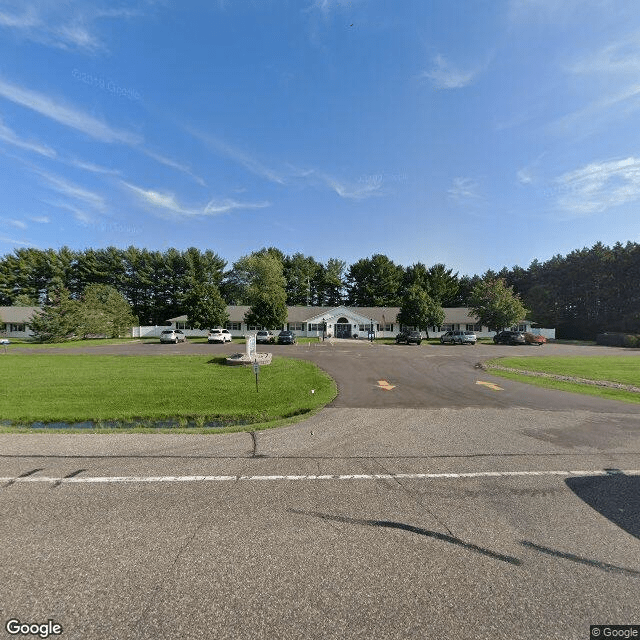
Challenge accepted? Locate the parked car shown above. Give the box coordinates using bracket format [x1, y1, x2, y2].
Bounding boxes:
[256, 330, 275, 344]
[524, 332, 546, 345]
[160, 329, 187, 343]
[493, 330, 526, 345]
[208, 328, 232, 343]
[395, 330, 422, 345]
[440, 330, 477, 345]
[277, 330, 297, 345]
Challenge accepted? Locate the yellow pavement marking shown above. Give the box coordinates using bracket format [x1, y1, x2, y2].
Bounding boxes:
[377, 380, 396, 391]
[476, 380, 504, 391]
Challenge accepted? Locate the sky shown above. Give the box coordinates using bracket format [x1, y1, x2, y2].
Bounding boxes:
[1, 0, 640, 277]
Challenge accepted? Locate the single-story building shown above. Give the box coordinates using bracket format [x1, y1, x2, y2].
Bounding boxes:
[165, 305, 543, 339]
[0, 306, 40, 338]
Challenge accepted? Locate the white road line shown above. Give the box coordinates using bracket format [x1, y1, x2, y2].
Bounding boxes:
[1, 469, 639, 485]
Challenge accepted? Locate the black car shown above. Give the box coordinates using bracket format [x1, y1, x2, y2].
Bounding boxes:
[277, 330, 297, 345]
[493, 330, 526, 345]
[395, 330, 422, 345]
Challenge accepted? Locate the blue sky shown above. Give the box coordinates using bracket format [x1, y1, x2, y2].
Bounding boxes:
[1, 0, 640, 277]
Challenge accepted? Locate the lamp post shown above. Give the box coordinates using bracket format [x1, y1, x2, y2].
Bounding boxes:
[370, 318, 374, 342]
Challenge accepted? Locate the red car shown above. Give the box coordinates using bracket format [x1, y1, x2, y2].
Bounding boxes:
[524, 332, 546, 345]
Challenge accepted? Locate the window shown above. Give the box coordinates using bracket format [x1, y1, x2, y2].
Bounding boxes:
[512, 323, 527, 332]
[176, 322, 189, 330]
[288, 322, 304, 331]
[308, 323, 323, 331]
[226, 322, 241, 331]
[466, 323, 482, 331]
[382, 323, 393, 332]
[10, 323, 25, 332]
[441, 324, 453, 332]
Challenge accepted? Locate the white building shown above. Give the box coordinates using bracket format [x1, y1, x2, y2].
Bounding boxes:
[0, 306, 40, 338]
[165, 305, 537, 339]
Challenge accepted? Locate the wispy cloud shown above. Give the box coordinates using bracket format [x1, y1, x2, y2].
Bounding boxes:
[0, 234, 32, 247]
[554, 156, 640, 216]
[186, 127, 286, 185]
[569, 32, 640, 75]
[29, 215, 50, 224]
[314, 171, 383, 200]
[0, 1, 145, 53]
[44, 200, 95, 225]
[187, 127, 384, 200]
[122, 181, 270, 219]
[553, 33, 640, 137]
[65, 157, 121, 176]
[37, 170, 107, 212]
[448, 177, 483, 204]
[0, 77, 142, 145]
[142, 148, 207, 187]
[1, 217, 27, 230]
[0, 116, 56, 158]
[422, 55, 476, 89]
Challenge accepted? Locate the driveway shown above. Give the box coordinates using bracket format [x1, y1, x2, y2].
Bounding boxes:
[1, 339, 639, 639]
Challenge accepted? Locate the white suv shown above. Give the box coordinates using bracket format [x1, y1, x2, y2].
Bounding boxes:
[160, 329, 187, 344]
[208, 328, 232, 343]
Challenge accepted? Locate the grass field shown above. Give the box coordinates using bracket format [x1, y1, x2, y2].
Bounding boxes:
[0, 354, 336, 432]
[486, 355, 640, 404]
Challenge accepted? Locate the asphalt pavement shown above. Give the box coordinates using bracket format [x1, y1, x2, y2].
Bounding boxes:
[1, 339, 639, 639]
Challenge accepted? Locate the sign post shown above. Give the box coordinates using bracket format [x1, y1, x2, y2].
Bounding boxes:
[253, 360, 260, 393]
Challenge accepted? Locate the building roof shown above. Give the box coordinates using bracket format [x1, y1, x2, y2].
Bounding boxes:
[0, 306, 40, 323]
[168, 305, 483, 325]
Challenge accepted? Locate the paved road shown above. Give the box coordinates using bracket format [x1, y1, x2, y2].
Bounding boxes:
[1, 340, 639, 639]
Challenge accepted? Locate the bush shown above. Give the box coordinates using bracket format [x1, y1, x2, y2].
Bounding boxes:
[596, 333, 640, 348]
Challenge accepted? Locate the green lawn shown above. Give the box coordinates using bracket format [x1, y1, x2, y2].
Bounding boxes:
[486, 355, 640, 404]
[5, 337, 144, 349]
[0, 354, 336, 432]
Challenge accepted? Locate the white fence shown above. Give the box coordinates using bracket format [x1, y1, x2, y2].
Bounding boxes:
[132, 326, 209, 338]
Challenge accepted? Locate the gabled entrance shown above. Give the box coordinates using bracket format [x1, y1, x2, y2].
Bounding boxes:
[335, 317, 352, 339]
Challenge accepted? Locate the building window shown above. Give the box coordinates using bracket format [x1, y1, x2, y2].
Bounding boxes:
[308, 323, 323, 331]
[382, 323, 393, 332]
[226, 322, 242, 331]
[288, 322, 304, 331]
[247, 325, 262, 331]
[512, 323, 528, 332]
[466, 323, 482, 331]
[441, 324, 454, 332]
[10, 323, 25, 332]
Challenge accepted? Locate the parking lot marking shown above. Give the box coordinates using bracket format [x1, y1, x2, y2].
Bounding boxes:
[377, 380, 396, 390]
[476, 380, 503, 391]
[2, 469, 639, 486]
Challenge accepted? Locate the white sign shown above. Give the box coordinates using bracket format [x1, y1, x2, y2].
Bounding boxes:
[246, 334, 257, 358]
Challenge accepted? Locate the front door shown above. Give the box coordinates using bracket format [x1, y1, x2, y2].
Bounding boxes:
[335, 317, 352, 338]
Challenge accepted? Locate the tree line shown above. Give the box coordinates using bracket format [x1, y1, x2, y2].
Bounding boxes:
[1, 240, 638, 338]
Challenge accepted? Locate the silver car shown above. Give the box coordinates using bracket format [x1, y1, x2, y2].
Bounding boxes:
[160, 329, 187, 343]
[440, 330, 477, 345]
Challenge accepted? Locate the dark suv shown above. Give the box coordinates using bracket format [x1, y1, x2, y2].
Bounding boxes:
[493, 330, 526, 345]
[395, 330, 422, 345]
[277, 330, 297, 345]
